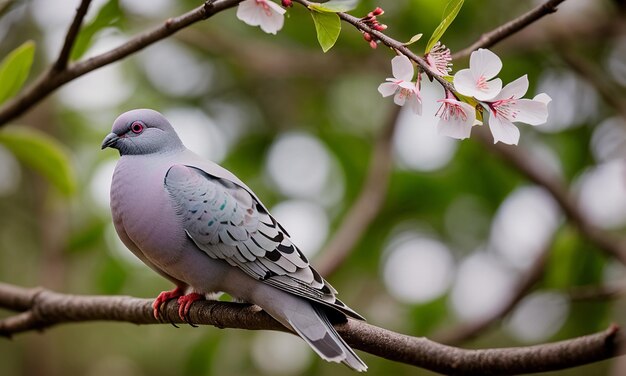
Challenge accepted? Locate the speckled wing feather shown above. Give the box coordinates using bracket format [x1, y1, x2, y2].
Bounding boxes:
[163, 164, 363, 320]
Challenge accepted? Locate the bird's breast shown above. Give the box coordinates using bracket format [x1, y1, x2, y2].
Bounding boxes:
[110, 156, 187, 270]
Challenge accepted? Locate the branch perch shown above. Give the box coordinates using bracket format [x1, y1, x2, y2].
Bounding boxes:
[0, 283, 623, 375]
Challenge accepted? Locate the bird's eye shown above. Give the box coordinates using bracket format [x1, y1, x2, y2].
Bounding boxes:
[130, 121, 144, 134]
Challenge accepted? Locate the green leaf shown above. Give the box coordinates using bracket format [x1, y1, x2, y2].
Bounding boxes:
[71, 0, 122, 60]
[403, 33, 423, 46]
[0, 127, 76, 196]
[308, 0, 359, 13]
[0, 41, 35, 106]
[311, 10, 341, 53]
[425, 0, 464, 53]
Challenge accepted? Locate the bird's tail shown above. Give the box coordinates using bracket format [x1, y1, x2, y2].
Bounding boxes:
[285, 302, 367, 372]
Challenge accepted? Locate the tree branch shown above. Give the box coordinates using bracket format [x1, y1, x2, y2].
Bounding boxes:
[0, 283, 623, 375]
[52, 0, 92, 71]
[315, 105, 400, 277]
[0, 0, 244, 127]
[452, 0, 568, 60]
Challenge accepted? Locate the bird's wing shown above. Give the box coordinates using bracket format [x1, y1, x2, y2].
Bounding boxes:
[163, 164, 363, 320]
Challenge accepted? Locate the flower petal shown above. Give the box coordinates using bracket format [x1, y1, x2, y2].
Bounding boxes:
[378, 82, 398, 97]
[494, 75, 529, 100]
[454, 69, 502, 100]
[266, 0, 287, 15]
[453, 69, 476, 96]
[438, 117, 473, 140]
[437, 101, 475, 140]
[391, 55, 414, 82]
[409, 94, 422, 115]
[470, 48, 502, 80]
[398, 81, 415, 91]
[533, 93, 552, 105]
[513, 99, 549, 125]
[474, 77, 502, 101]
[236, 0, 285, 34]
[393, 90, 407, 106]
[259, 9, 285, 34]
[237, 0, 264, 26]
[488, 113, 520, 145]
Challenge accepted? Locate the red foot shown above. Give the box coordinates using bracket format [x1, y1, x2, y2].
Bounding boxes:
[152, 286, 185, 320]
[177, 293, 205, 322]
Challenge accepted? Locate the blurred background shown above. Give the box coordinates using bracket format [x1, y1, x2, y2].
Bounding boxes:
[1, 0, 626, 375]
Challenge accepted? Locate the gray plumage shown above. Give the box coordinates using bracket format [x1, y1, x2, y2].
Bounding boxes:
[102, 109, 367, 371]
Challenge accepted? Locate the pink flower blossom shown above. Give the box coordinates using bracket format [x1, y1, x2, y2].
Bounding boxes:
[236, 0, 286, 35]
[425, 42, 452, 76]
[378, 55, 422, 115]
[453, 48, 503, 101]
[436, 92, 476, 140]
[484, 75, 551, 145]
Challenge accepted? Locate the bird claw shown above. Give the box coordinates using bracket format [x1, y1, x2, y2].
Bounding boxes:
[177, 293, 204, 326]
[152, 286, 185, 321]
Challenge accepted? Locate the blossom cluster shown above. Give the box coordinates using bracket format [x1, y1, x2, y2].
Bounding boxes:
[234, 0, 551, 145]
[379, 48, 551, 145]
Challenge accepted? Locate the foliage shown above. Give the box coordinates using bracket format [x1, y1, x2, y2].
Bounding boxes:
[0, 41, 35, 106]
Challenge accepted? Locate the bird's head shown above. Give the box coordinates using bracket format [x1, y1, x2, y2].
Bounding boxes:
[101, 109, 184, 155]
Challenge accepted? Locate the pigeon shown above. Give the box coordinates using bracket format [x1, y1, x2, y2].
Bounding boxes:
[102, 109, 367, 372]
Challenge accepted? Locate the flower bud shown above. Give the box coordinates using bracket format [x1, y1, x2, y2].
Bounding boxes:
[281, 0, 293, 7]
[363, 32, 372, 42]
[369, 40, 378, 49]
[372, 7, 384, 16]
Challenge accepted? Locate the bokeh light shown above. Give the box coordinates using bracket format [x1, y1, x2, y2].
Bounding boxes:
[506, 292, 569, 343]
[591, 117, 626, 163]
[270, 200, 329, 258]
[450, 252, 517, 321]
[576, 159, 626, 229]
[252, 331, 312, 375]
[489, 186, 561, 270]
[89, 159, 117, 213]
[140, 40, 213, 97]
[163, 107, 227, 162]
[393, 79, 458, 171]
[382, 233, 455, 304]
[266, 132, 344, 206]
[535, 70, 598, 133]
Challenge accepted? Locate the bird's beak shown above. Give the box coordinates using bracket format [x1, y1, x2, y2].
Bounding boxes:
[101, 132, 119, 150]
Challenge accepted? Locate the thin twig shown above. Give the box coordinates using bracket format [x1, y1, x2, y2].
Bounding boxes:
[0, 283, 623, 375]
[0, 0, 244, 126]
[52, 0, 92, 71]
[453, 0, 568, 60]
[567, 281, 626, 301]
[316, 105, 400, 277]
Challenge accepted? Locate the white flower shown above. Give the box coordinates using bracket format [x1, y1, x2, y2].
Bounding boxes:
[453, 48, 503, 101]
[436, 93, 476, 140]
[484, 75, 551, 145]
[236, 0, 286, 35]
[378, 55, 422, 115]
[425, 42, 452, 76]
